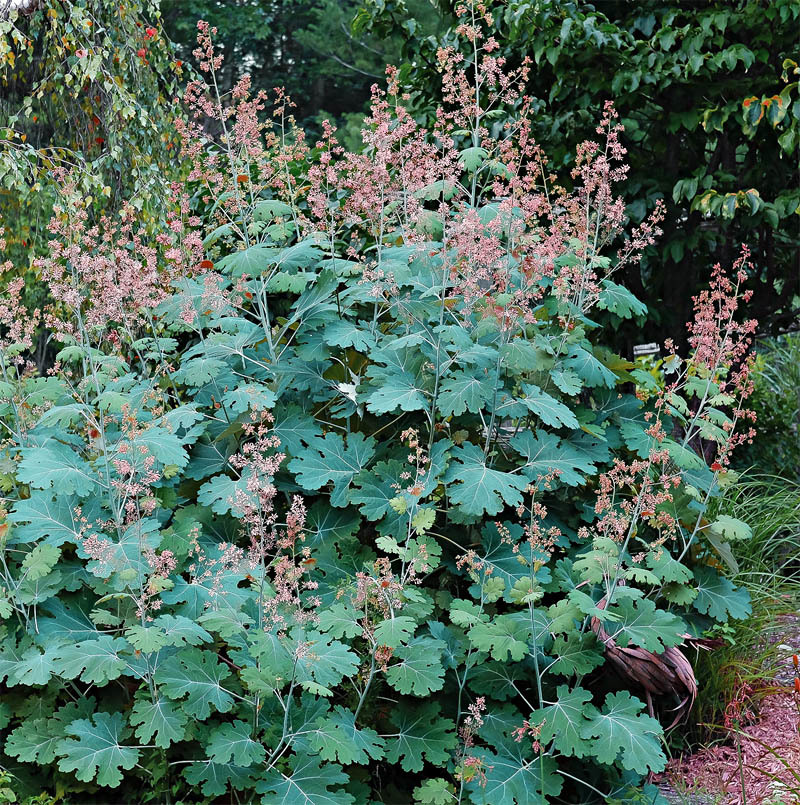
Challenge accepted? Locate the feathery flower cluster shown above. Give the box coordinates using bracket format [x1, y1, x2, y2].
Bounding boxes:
[456, 696, 490, 787]
[0, 229, 40, 363]
[684, 247, 758, 465]
[37, 181, 198, 349]
[227, 410, 317, 633]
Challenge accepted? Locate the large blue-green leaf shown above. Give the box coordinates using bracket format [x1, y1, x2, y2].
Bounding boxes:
[154, 649, 235, 719]
[597, 279, 648, 319]
[6, 493, 85, 546]
[385, 636, 446, 696]
[205, 719, 267, 766]
[17, 441, 98, 496]
[364, 367, 428, 414]
[510, 429, 596, 487]
[52, 636, 130, 684]
[443, 443, 528, 516]
[130, 697, 188, 749]
[520, 384, 580, 429]
[308, 706, 385, 765]
[56, 712, 140, 788]
[466, 747, 562, 804]
[562, 345, 617, 388]
[288, 432, 376, 507]
[323, 320, 376, 353]
[693, 567, 752, 621]
[531, 685, 597, 759]
[256, 754, 355, 805]
[605, 597, 685, 652]
[182, 759, 256, 797]
[437, 372, 493, 416]
[581, 691, 666, 774]
[384, 702, 457, 772]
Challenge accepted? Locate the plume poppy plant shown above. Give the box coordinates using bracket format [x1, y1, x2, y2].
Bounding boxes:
[0, 5, 759, 804]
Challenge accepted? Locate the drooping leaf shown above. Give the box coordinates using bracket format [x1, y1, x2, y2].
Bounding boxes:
[520, 384, 580, 429]
[562, 345, 618, 388]
[708, 515, 753, 542]
[597, 279, 648, 319]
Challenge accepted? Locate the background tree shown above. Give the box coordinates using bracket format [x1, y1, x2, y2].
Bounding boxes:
[0, 0, 182, 251]
[161, 0, 444, 145]
[1, 0, 184, 367]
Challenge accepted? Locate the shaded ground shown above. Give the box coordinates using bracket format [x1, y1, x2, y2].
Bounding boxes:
[656, 616, 800, 804]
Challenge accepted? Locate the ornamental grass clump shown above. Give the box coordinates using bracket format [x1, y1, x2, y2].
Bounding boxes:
[0, 5, 758, 803]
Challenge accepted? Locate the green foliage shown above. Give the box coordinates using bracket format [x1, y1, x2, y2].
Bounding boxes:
[733, 335, 800, 477]
[0, 10, 756, 803]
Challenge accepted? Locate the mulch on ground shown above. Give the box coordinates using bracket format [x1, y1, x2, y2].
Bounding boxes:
[656, 615, 800, 804]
